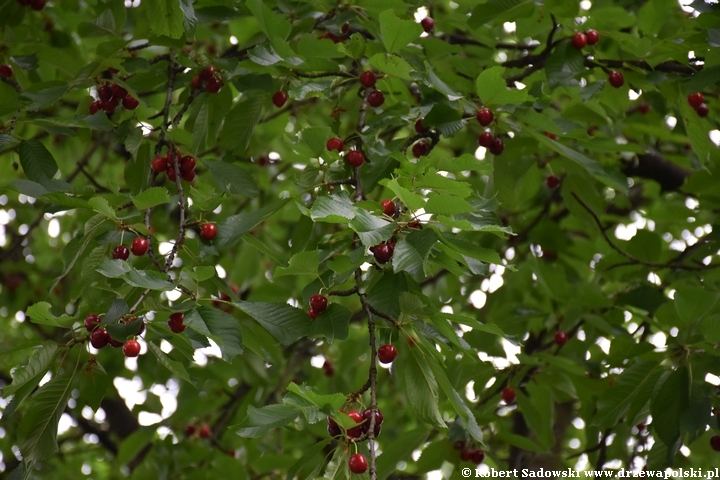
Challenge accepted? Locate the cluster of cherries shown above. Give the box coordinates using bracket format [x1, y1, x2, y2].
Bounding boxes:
[111, 237, 149, 261]
[571, 29, 600, 50]
[16, 0, 46, 11]
[307, 293, 328, 320]
[85, 313, 142, 357]
[359, 71, 385, 108]
[185, 423, 212, 438]
[151, 149, 198, 182]
[476, 108, 505, 156]
[325, 136, 366, 168]
[90, 83, 139, 114]
[191, 65, 222, 94]
[327, 407, 385, 474]
[0, 64, 13, 79]
[687, 92, 709, 118]
[454, 440, 485, 465]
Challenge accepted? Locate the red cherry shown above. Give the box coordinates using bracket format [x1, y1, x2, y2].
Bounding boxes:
[687, 92, 704, 108]
[341, 22, 350, 34]
[571, 32, 587, 49]
[131, 237, 149, 256]
[489, 137, 505, 155]
[84, 314, 101, 332]
[346, 150, 365, 167]
[112, 245, 130, 261]
[181, 168, 196, 182]
[367, 90, 385, 107]
[412, 141, 430, 158]
[326, 137, 343, 152]
[696, 104, 709, 117]
[501, 387, 516, 404]
[199, 65, 216, 81]
[307, 308, 319, 320]
[636, 422, 646, 432]
[377, 344, 397, 364]
[471, 449, 485, 465]
[0, 64, 13, 78]
[322, 359, 334, 377]
[639, 104, 650, 114]
[168, 312, 186, 333]
[345, 410, 364, 439]
[272, 91, 288, 108]
[309, 294, 328, 313]
[327, 416, 341, 436]
[460, 448, 473, 462]
[181, 156, 196, 172]
[206, 77, 222, 94]
[98, 85, 113, 102]
[89, 101, 102, 115]
[478, 132, 494, 148]
[122, 339, 141, 357]
[191, 75, 202, 89]
[111, 84, 128, 99]
[420, 17, 435, 33]
[200, 223, 217, 240]
[545, 131, 558, 140]
[608, 71, 624, 88]
[122, 95, 139, 110]
[90, 328, 109, 349]
[361, 408, 384, 433]
[554, 331, 568, 346]
[415, 118, 429, 133]
[199, 424, 212, 438]
[711, 435, 720, 452]
[380, 199, 396, 216]
[29, 0, 45, 10]
[108, 336, 123, 348]
[476, 108, 493, 126]
[545, 175, 560, 189]
[453, 440, 466, 450]
[586, 29, 599, 45]
[151, 156, 167, 173]
[373, 243, 393, 264]
[101, 98, 118, 113]
[348, 453, 368, 474]
[359, 71, 377, 89]
[319, 32, 344, 44]
[184, 424, 196, 436]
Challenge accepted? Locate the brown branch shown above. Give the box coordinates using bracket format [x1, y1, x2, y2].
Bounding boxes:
[367, 304, 400, 327]
[328, 286, 358, 296]
[291, 70, 355, 79]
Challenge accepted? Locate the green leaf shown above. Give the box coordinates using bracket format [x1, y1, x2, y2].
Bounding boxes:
[88, 196, 118, 220]
[424, 194, 474, 215]
[414, 170, 472, 197]
[19, 140, 58, 182]
[4, 342, 59, 397]
[398, 345, 446, 428]
[205, 160, 259, 197]
[348, 209, 396, 247]
[392, 229, 438, 279]
[185, 307, 243, 362]
[651, 366, 689, 448]
[233, 301, 309, 345]
[423, 104, 465, 137]
[95, 258, 176, 290]
[674, 287, 719, 324]
[79, 360, 111, 411]
[379, 178, 425, 210]
[17, 371, 75, 462]
[468, 0, 534, 28]
[594, 360, 662, 428]
[220, 92, 266, 154]
[144, 0, 185, 38]
[20, 81, 69, 111]
[285, 438, 333, 480]
[368, 53, 414, 80]
[179, 0, 197, 33]
[307, 303, 351, 343]
[146, 341, 193, 384]
[131, 187, 171, 210]
[245, 0, 291, 42]
[275, 251, 319, 277]
[25, 302, 74, 328]
[234, 404, 300, 438]
[298, 126, 333, 158]
[310, 192, 356, 223]
[217, 199, 290, 248]
[476, 66, 531, 106]
[376, 429, 430, 479]
[379, 9, 422, 54]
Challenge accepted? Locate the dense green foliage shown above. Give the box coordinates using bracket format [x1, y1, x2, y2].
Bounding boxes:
[1, 0, 720, 478]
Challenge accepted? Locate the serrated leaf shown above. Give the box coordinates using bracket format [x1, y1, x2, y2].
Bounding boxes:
[275, 251, 319, 277]
[79, 361, 111, 411]
[96, 258, 175, 290]
[17, 371, 75, 462]
[185, 307, 243, 362]
[146, 341, 193, 384]
[234, 404, 300, 438]
[233, 301, 309, 345]
[131, 187, 171, 210]
[594, 360, 662, 428]
[368, 53, 414, 80]
[220, 92, 266, 154]
[307, 303, 351, 343]
[392, 229, 438, 279]
[4, 342, 59, 397]
[425, 195, 474, 215]
[87, 197, 118, 220]
[104, 298, 130, 324]
[399, 345, 446, 428]
[19, 140, 58, 182]
[205, 160, 258, 197]
[674, 287, 719, 324]
[310, 192, 356, 223]
[348, 209, 396, 246]
[216, 199, 290, 248]
[414, 170, 472, 197]
[379, 9, 422, 54]
[379, 178, 425, 210]
[25, 302, 74, 328]
[468, 0, 534, 28]
[144, 0, 184, 38]
[298, 126, 333, 158]
[651, 366, 689, 448]
[476, 66, 531, 106]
